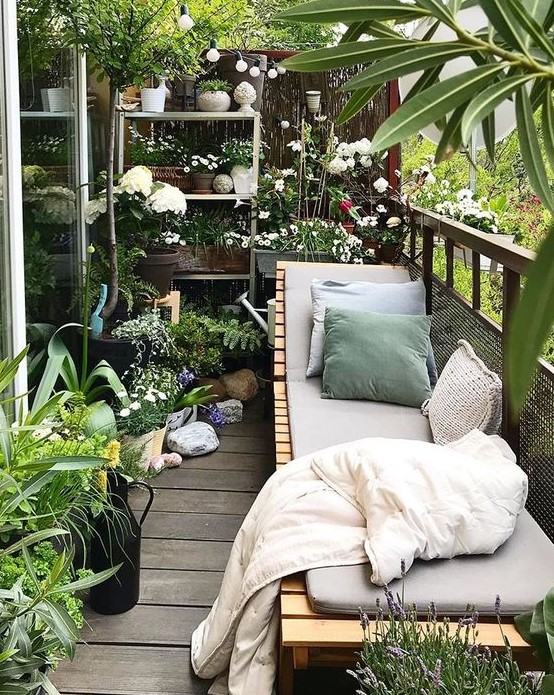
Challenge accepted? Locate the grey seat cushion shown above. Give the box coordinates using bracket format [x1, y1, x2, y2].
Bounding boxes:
[306, 510, 553, 617]
[288, 378, 432, 458]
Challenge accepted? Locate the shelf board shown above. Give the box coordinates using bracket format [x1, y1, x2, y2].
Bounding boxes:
[185, 193, 253, 201]
[20, 111, 74, 119]
[173, 273, 249, 281]
[123, 111, 258, 121]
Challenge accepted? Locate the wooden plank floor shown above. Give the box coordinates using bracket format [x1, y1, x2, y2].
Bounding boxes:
[53, 396, 357, 695]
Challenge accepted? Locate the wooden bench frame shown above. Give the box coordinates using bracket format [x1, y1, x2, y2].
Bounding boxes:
[272, 261, 533, 695]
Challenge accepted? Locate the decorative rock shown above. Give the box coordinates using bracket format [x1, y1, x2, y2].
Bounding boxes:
[146, 452, 183, 474]
[220, 369, 259, 402]
[217, 398, 243, 424]
[167, 421, 219, 457]
[198, 377, 228, 402]
[213, 173, 234, 194]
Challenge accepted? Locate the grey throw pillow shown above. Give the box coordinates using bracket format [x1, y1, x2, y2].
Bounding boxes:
[423, 340, 502, 445]
[307, 278, 437, 384]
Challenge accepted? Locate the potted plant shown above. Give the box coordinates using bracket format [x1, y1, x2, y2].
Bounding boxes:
[85, 166, 188, 297]
[328, 186, 361, 234]
[53, 0, 203, 319]
[221, 138, 255, 195]
[164, 367, 217, 434]
[197, 78, 233, 113]
[128, 130, 193, 191]
[189, 153, 221, 193]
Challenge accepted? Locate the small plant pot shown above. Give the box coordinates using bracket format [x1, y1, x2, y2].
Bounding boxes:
[135, 247, 179, 296]
[374, 242, 403, 264]
[230, 165, 254, 196]
[140, 87, 166, 113]
[165, 405, 197, 435]
[305, 90, 322, 113]
[47, 87, 71, 112]
[191, 172, 215, 194]
[197, 90, 231, 112]
[125, 426, 167, 471]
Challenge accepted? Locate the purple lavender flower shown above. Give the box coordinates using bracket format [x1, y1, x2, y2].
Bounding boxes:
[495, 595, 502, 616]
[359, 610, 370, 630]
[177, 368, 195, 388]
[428, 601, 437, 623]
[458, 616, 476, 627]
[202, 403, 226, 429]
[430, 659, 442, 687]
[386, 646, 407, 659]
[384, 586, 406, 619]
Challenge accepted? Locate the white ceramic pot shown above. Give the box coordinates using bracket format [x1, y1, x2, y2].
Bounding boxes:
[47, 87, 71, 112]
[197, 90, 231, 112]
[40, 88, 50, 111]
[230, 165, 254, 195]
[165, 405, 197, 434]
[141, 87, 166, 113]
[305, 90, 321, 114]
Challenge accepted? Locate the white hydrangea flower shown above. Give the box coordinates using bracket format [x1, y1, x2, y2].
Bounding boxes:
[119, 408, 131, 417]
[424, 172, 436, 185]
[324, 156, 349, 175]
[360, 155, 373, 168]
[147, 183, 187, 215]
[118, 166, 153, 197]
[258, 210, 270, 219]
[373, 177, 389, 193]
[129, 402, 141, 411]
[354, 138, 372, 156]
[85, 196, 107, 225]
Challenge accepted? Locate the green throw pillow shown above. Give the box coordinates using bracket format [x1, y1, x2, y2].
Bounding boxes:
[322, 307, 432, 407]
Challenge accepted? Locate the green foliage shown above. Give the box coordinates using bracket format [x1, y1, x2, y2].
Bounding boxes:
[221, 139, 254, 168]
[199, 78, 232, 93]
[516, 586, 554, 690]
[23, 231, 56, 322]
[0, 542, 90, 629]
[205, 314, 264, 354]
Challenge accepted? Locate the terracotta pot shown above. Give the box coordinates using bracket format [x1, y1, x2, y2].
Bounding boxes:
[191, 172, 215, 194]
[135, 247, 179, 297]
[342, 222, 356, 234]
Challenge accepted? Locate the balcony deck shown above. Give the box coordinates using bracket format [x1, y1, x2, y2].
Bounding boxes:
[52, 398, 355, 695]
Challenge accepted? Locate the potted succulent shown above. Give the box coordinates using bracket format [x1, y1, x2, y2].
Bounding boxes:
[197, 78, 233, 113]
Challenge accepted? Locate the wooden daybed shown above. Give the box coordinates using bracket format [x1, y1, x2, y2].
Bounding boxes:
[272, 261, 540, 695]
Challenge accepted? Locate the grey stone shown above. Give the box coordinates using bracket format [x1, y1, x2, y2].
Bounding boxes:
[167, 421, 219, 457]
[217, 398, 243, 424]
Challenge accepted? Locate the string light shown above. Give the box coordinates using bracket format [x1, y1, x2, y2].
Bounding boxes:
[235, 51, 248, 73]
[267, 61, 278, 79]
[249, 59, 261, 78]
[276, 64, 286, 75]
[276, 116, 290, 129]
[177, 4, 194, 31]
[206, 39, 220, 63]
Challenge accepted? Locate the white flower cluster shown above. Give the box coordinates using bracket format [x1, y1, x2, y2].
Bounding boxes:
[118, 385, 168, 418]
[323, 138, 374, 174]
[147, 182, 187, 215]
[117, 165, 153, 196]
[224, 230, 251, 249]
[85, 196, 107, 225]
[25, 185, 77, 225]
[435, 190, 500, 233]
[190, 154, 220, 172]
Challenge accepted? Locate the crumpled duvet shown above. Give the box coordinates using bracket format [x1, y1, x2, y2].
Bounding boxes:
[191, 430, 528, 695]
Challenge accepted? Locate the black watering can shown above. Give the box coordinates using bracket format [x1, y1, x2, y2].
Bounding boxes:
[89, 470, 154, 615]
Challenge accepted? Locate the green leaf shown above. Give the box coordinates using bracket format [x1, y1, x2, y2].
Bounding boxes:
[0, 529, 68, 558]
[414, 0, 456, 26]
[336, 84, 384, 125]
[435, 102, 467, 162]
[340, 21, 371, 43]
[369, 63, 507, 152]
[404, 64, 443, 100]
[52, 563, 121, 594]
[460, 74, 533, 144]
[282, 39, 411, 73]
[503, 0, 554, 57]
[275, 0, 427, 23]
[508, 223, 554, 411]
[515, 85, 554, 213]
[525, 0, 552, 27]
[482, 110, 496, 162]
[343, 43, 482, 91]
[36, 599, 78, 660]
[17, 455, 105, 472]
[480, 0, 530, 54]
[542, 87, 554, 173]
[82, 360, 127, 403]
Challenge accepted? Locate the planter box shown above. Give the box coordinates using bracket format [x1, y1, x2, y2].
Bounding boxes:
[254, 250, 333, 278]
[452, 233, 515, 272]
[176, 245, 250, 274]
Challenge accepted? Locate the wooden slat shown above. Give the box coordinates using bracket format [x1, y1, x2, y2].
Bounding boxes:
[130, 489, 256, 515]
[158, 451, 275, 472]
[53, 645, 208, 695]
[141, 512, 243, 542]
[218, 436, 273, 454]
[276, 443, 291, 455]
[274, 362, 286, 378]
[281, 575, 306, 593]
[282, 618, 529, 650]
[80, 605, 209, 647]
[152, 468, 268, 492]
[221, 420, 274, 437]
[142, 539, 232, 571]
[140, 569, 223, 607]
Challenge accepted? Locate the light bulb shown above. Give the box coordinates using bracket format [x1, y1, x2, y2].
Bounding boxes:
[206, 39, 220, 63]
[235, 52, 248, 72]
[267, 67, 278, 79]
[277, 65, 286, 75]
[249, 59, 261, 77]
[177, 5, 194, 31]
[280, 119, 290, 129]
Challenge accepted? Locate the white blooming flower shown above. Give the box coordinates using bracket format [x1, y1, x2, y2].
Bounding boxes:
[324, 156, 349, 175]
[145, 392, 156, 403]
[376, 204, 387, 213]
[274, 179, 285, 192]
[424, 172, 436, 185]
[355, 138, 372, 156]
[287, 140, 302, 152]
[281, 168, 296, 177]
[129, 401, 141, 411]
[147, 183, 187, 215]
[158, 392, 167, 400]
[119, 408, 131, 417]
[118, 166, 153, 197]
[373, 177, 389, 193]
[457, 188, 474, 200]
[116, 390, 127, 398]
[360, 155, 373, 168]
[84, 196, 107, 224]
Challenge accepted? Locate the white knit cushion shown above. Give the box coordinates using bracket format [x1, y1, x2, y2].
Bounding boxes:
[424, 340, 502, 445]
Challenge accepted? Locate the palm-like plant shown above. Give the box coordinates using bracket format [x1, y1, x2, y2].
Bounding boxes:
[278, 0, 554, 410]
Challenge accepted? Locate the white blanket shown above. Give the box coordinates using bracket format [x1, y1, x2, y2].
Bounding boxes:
[191, 431, 527, 695]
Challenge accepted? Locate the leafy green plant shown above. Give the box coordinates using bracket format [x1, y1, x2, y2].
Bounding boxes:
[278, 0, 554, 411]
[167, 311, 225, 376]
[199, 78, 232, 93]
[516, 587, 554, 694]
[205, 315, 263, 355]
[221, 139, 254, 168]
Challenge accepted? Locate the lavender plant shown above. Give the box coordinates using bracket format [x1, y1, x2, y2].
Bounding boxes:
[351, 589, 539, 695]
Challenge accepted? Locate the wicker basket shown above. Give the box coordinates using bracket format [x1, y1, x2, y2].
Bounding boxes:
[125, 165, 192, 192]
[176, 245, 250, 273]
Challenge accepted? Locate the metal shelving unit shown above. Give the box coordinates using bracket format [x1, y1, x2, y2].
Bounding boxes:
[116, 109, 261, 299]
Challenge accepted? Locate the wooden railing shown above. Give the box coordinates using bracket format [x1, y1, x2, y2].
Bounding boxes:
[409, 208, 554, 540]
